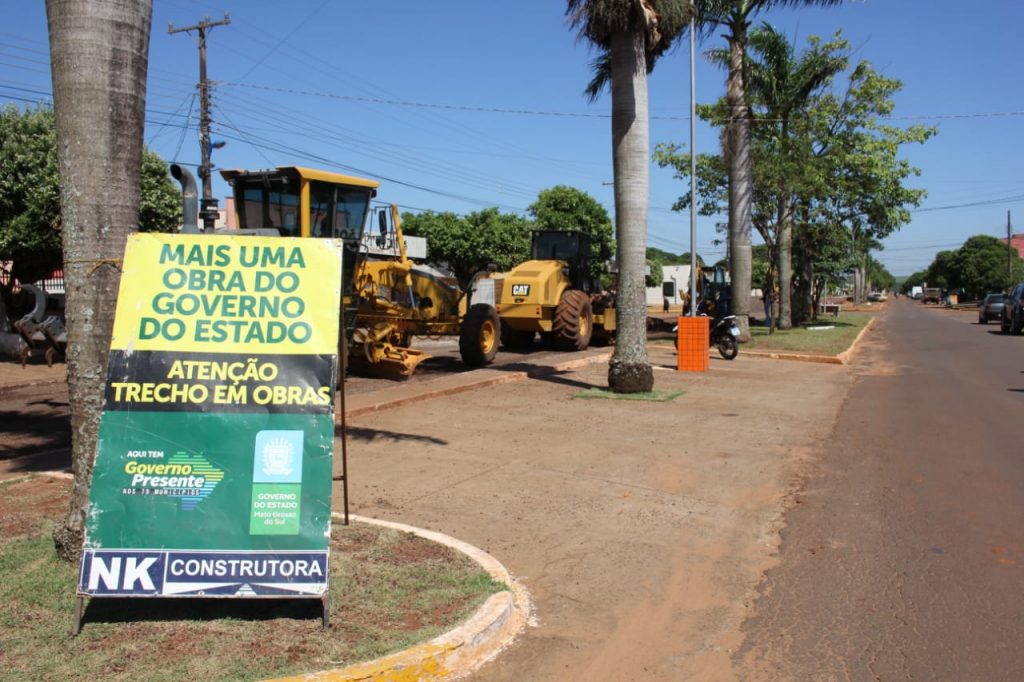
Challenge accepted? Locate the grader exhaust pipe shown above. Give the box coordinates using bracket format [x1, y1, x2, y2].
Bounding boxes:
[170, 163, 200, 234]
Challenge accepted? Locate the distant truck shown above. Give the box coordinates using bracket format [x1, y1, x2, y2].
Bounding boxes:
[922, 287, 942, 304]
[910, 285, 923, 300]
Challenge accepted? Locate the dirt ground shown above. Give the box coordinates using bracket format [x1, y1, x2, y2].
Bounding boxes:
[339, 344, 854, 680]
[1, 334, 860, 679]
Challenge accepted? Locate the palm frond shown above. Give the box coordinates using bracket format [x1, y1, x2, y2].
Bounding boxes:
[584, 51, 612, 103]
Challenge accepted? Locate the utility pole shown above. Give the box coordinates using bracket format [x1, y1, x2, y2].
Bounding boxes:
[169, 14, 230, 232]
[1008, 210, 1013, 287]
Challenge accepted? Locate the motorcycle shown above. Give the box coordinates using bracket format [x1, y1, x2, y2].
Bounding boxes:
[672, 314, 740, 360]
[710, 315, 740, 360]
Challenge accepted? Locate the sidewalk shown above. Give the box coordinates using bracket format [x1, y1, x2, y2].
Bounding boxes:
[338, 344, 855, 680]
[0, 356, 67, 390]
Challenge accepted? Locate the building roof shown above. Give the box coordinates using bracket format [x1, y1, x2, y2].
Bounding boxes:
[1000, 235, 1024, 259]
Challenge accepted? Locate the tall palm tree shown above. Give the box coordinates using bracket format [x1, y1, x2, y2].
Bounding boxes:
[567, 0, 689, 393]
[47, 0, 153, 561]
[690, 0, 844, 340]
[741, 25, 847, 328]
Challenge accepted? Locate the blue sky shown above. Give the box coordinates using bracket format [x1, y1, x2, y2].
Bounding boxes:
[3, 0, 1023, 275]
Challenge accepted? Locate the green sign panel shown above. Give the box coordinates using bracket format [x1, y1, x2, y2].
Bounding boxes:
[78, 234, 341, 598]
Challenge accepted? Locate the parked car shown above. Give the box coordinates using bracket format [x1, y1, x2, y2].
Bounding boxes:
[1000, 283, 1024, 334]
[978, 293, 1005, 324]
[867, 292, 888, 302]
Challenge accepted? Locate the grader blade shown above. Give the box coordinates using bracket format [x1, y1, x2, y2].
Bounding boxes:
[351, 342, 431, 380]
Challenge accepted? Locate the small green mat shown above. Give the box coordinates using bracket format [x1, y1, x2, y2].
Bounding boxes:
[573, 388, 685, 402]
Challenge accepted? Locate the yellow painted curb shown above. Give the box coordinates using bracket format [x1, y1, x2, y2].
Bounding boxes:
[267, 516, 533, 682]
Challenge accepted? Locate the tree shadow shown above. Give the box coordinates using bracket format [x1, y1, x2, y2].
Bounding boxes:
[0, 404, 71, 469]
[487, 361, 602, 390]
[337, 425, 448, 446]
[82, 596, 321, 626]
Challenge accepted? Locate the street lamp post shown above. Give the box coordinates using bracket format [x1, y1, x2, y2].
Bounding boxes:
[688, 12, 698, 317]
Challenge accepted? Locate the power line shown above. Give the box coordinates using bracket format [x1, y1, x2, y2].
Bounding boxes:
[216, 81, 1024, 123]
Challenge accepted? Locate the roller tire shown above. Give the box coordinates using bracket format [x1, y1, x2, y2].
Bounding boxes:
[460, 303, 500, 366]
[552, 289, 593, 351]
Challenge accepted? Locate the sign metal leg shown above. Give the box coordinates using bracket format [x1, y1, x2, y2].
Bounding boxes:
[71, 595, 84, 636]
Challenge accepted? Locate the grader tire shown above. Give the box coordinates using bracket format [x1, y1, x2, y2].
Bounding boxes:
[553, 289, 593, 351]
[460, 303, 500, 366]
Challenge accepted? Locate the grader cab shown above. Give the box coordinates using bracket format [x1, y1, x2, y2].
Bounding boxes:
[217, 166, 498, 379]
[220, 166, 379, 348]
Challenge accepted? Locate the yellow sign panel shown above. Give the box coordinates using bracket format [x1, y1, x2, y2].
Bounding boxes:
[111, 234, 342, 355]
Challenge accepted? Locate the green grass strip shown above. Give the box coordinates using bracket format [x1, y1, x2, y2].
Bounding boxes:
[574, 388, 685, 402]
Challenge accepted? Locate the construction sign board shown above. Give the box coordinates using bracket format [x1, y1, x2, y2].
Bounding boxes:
[77, 233, 341, 600]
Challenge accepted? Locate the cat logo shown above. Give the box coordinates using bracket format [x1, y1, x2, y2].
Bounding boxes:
[511, 284, 530, 297]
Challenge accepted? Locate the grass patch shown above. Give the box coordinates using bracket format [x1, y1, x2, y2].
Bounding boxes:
[648, 313, 872, 357]
[574, 388, 685, 402]
[0, 478, 505, 682]
[743, 313, 871, 355]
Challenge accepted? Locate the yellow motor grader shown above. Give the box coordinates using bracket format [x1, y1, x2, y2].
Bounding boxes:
[218, 166, 499, 379]
[487, 230, 616, 351]
[349, 205, 499, 377]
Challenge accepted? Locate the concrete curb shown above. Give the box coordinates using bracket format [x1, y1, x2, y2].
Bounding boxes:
[345, 351, 612, 420]
[742, 349, 844, 365]
[742, 316, 877, 367]
[836, 316, 876, 365]
[270, 515, 533, 682]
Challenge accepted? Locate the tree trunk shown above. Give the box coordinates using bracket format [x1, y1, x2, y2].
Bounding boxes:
[607, 28, 653, 393]
[726, 30, 753, 341]
[778, 193, 793, 330]
[793, 233, 813, 326]
[47, 0, 153, 562]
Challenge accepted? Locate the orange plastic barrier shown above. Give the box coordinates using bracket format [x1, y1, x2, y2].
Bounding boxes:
[676, 316, 709, 372]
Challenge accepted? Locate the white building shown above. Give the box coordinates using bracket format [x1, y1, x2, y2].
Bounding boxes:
[646, 264, 692, 307]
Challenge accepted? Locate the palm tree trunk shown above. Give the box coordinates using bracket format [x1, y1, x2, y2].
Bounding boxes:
[47, 0, 153, 562]
[778, 192, 794, 329]
[607, 28, 653, 393]
[726, 30, 753, 341]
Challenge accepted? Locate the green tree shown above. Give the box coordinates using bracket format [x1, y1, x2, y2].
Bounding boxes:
[922, 235, 1024, 299]
[646, 246, 700, 265]
[902, 270, 926, 294]
[689, 0, 846, 340]
[528, 185, 615, 281]
[0, 106, 61, 286]
[567, 0, 690, 393]
[802, 61, 933, 310]
[47, 0, 154, 562]
[646, 258, 664, 288]
[0, 105, 180, 294]
[738, 26, 847, 329]
[401, 208, 532, 284]
[864, 254, 895, 293]
[139, 149, 183, 233]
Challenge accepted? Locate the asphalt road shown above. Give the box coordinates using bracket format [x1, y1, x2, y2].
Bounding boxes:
[736, 299, 1024, 679]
